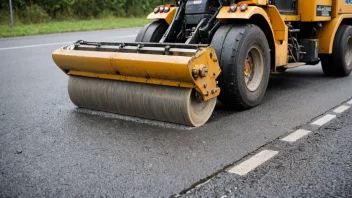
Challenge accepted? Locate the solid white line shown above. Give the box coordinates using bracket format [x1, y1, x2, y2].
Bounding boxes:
[228, 150, 279, 176]
[281, 129, 311, 142]
[333, 105, 350, 114]
[0, 41, 72, 50]
[0, 35, 137, 51]
[348, 99, 352, 105]
[311, 114, 336, 126]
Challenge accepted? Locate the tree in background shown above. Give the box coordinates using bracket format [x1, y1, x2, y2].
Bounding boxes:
[0, 0, 174, 24]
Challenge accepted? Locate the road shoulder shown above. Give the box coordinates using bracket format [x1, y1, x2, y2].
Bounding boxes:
[178, 101, 352, 198]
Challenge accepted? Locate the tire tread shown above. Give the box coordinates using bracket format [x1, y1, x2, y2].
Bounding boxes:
[212, 24, 270, 109]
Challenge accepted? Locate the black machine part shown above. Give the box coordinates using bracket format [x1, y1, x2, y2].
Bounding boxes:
[162, 0, 223, 44]
[270, 0, 297, 15]
[299, 39, 320, 64]
[185, 0, 220, 25]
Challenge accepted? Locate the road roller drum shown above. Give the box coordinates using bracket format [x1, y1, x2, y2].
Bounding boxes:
[68, 76, 216, 126]
[52, 41, 220, 126]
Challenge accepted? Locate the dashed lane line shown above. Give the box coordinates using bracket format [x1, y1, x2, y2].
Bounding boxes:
[0, 35, 136, 51]
[228, 150, 279, 176]
[281, 129, 312, 143]
[311, 114, 336, 126]
[229, 104, 348, 176]
[183, 101, 351, 194]
[333, 105, 351, 114]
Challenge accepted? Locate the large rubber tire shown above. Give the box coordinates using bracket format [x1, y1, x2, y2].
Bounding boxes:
[321, 25, 352, 77]
[211, 24, 271, 109]
[135, 20, 168, 42]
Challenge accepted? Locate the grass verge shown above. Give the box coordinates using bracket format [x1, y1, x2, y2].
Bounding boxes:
[0, 17, 149, 37]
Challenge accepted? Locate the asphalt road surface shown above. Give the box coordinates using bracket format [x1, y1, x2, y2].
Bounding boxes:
[181, 104, 352, 198]
[1, 28, 352, 197]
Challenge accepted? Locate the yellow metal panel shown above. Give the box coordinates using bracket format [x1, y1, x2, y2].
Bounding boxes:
[317, 14, 352, 54]
[217, 6, 270, 20]
[52, 47, 221, 101]
[256, 0, 268, 5]
[263, 6, 286, 42]
[147, 7, 176, 24]
[52, 50, 117, 74]
[188, 48, 221, 99]
[53, 49, 192, 82]
[110, 53, 192, 82]
[298, 0, 332, 21]
[263, 6, 289, 67]
[333, 0, 352, 17]
[68, 71, 195, 89]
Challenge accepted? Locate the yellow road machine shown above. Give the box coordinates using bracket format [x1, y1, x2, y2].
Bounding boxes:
[52, 0, 352, 126]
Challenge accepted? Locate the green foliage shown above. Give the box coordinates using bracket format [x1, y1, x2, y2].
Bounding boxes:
[0, 0, 174, 24]
[19, 4, 50, 23]
[0, 17, 149, 37]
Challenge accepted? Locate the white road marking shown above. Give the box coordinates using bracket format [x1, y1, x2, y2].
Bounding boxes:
[311, 114, 336, 126]
[281, 129, 311, 142]
[333, 105, 350, 114]
[228, 150, 279, 176]
[348, 99, 352, 105]
[0, 35, 136, 51]
[0, 42, 72, 50]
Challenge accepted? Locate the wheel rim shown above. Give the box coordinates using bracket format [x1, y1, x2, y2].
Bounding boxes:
[345, 36, 352, 67]
[244, 46, 264, 92]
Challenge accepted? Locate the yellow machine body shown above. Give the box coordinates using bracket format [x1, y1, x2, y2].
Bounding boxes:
[52, 0, 352, 126]
[147, 6, 177, 24]
[218, 5, 289, 67]
[54, 0, 352, 89]
[53, 44, 221, 101]
[215, 0, 352, 69]
[298, 0, 332, 22]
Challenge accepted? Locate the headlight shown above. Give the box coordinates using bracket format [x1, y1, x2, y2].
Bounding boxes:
[164, 5, 170, 12]
[154, 6, 160, 13]
[239, 4, 248, 12]
[229, 3, 238, 12]
[159, 5, 165, 12]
